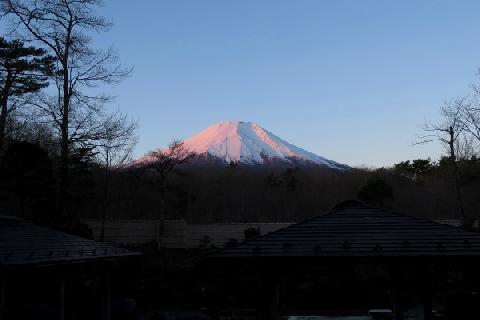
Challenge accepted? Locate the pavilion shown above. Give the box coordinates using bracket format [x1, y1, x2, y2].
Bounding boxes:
[0, 215, 141, 320]
[209, 200, 480, 320]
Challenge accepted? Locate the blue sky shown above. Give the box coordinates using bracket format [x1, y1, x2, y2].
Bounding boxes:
[94, 1, 479, 166]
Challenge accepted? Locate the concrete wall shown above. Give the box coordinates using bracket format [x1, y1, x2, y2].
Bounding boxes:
[83, 219, 293, 248]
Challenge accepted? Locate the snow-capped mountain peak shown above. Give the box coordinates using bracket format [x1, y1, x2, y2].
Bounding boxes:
[173, 121, 348, 169]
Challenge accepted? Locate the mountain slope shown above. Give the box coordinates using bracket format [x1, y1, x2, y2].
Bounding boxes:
[140, 121, 349, 170]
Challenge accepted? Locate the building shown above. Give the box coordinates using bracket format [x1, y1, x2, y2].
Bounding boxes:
[209, 200, 480, 320]
[0, 215, 141, 320]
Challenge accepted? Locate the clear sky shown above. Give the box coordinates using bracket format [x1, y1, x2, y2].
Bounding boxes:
[90, 1, 480, 166]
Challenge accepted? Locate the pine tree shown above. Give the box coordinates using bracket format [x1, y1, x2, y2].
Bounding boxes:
[0, 37, 54, 152]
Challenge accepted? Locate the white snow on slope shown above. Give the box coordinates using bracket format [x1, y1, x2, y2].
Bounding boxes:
[177, 121, 348, 169]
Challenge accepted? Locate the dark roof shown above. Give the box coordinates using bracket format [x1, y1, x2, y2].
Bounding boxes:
[0, 216, 140, 269]
[211, 200, 480, 258]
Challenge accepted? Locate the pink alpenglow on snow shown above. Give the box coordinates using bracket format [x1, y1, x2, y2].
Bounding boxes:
[139, 121, 349, 170]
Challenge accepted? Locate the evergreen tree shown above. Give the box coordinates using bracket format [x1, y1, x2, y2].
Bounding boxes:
[0, 37, 54, 152]
[0, 141, 55, 223]
[358, 178, 394, 207]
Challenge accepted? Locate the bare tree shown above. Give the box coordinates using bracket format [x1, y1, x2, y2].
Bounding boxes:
[5, 107, 58, 153]
[145, 140, 195, 246]
[455, 133, 478, 161]
[458, 86, 480, 150]
[1, 0, 131, 215]
[95, 111, 138, 242]
[420, 97, 468, 224]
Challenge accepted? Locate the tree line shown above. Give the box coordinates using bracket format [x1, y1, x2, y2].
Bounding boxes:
[73, 156, 479, 227]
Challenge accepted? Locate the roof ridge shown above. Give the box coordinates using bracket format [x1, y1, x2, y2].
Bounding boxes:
[209, 200, 480, 258]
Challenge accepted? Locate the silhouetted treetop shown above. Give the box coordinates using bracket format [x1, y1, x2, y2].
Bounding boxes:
[0, 37, 54, 152]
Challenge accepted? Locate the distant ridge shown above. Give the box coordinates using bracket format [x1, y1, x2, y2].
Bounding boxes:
[138, 121, 349, 170]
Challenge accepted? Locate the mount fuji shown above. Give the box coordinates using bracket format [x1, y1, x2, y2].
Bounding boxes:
[140, 121, 349, 170]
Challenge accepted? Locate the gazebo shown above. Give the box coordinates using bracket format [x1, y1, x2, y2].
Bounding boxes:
[0, 215, 141, 320]
[209, 200, 480, 320]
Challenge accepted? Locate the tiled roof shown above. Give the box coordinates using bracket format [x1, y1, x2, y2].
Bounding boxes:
[211, 200, 480, 258]
[0, 216, 140, 268]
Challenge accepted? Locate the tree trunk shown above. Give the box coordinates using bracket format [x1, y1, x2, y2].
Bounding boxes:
[155, 178, 167, 248]
[449, 126, 467, 226]
[0, 92, 8, 155]
[57, 56, 70, 221]
[57, 22, 74, 222]
[101, 159, 111, 242]
[157, 185, 166, 247]
[0, 74, 12, 155]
